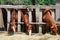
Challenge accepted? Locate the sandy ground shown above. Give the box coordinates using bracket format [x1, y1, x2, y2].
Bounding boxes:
[0, 31, 60, 40]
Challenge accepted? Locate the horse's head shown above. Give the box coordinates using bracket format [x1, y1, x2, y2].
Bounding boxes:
[10, 9, 18, 19]
[42, 8, 52, 22]
[43, 8, 51, 15]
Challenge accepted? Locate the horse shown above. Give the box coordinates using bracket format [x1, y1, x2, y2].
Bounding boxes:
[42, 8, 58, 35]
[10, 9, 32, 34]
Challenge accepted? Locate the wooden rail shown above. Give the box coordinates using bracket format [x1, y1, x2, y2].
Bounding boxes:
[0, 5, 60, 9]
[0, 5, 60, 35]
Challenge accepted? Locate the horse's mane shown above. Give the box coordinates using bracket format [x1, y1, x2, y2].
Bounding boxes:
[43, 9, 51, 15]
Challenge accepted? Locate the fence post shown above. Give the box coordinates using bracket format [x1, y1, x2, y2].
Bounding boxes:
[17, 10, 21, 32]
[39, 9, 42, 33]
[7, 9, 10, 31]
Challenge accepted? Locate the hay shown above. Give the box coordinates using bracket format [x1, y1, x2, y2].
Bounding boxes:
[0, 32, 60, 40]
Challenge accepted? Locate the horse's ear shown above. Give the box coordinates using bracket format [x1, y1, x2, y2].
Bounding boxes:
[43, 8, 51, 14]
[49, 9, 51, 11]
[43, 9, 47, 14]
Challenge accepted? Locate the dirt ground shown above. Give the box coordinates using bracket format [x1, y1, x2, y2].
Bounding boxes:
[0, 31, 60, 40]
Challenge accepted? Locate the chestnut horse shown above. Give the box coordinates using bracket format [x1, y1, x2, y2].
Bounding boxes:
[42, 8, 58, 35]
[10, 9, 32, 34]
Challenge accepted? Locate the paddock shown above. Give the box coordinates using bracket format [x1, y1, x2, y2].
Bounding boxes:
[0, 5, 60, 35]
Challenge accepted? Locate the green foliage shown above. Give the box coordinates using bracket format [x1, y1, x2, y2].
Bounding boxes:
[0, 0, 7, 4]
[0, 0, 56, 5]
[19, 0, 32, 5]
[36, 0, 45, 5]
[36, 0, 56, 5]
[50, 0, 56, 5]
[0, 0, 32, 5]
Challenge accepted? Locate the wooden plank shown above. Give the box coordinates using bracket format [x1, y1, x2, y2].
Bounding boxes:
[17, 10, 21, 32]
[0, 5, 60, 9]
[7, 21, 60, 25]
[7, 9, 10, 31]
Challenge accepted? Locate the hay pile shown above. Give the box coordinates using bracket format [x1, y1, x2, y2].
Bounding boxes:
[0, 32, 60, 40]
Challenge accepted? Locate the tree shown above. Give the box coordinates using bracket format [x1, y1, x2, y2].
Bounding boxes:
[0, 0, 7, 4]
[0, 0, 32, 5]
[36, 0, 56, 5]
[21, 0, 32, 5]
[50, 0, 56, 5]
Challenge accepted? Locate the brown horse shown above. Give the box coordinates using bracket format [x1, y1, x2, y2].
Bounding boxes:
[10, 9, 17, 33]
[42, 8, 58, 35]
[10, 9, 32, 34]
